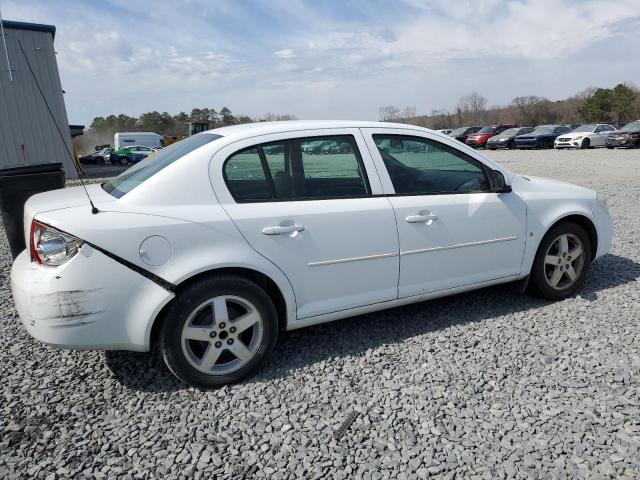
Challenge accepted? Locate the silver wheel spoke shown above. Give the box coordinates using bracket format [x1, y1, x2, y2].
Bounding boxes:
[565, 265, 577, 281]
[183, 326, 213, 341]
[545, 254, 561, 266]
[548, 267, 563, 287]
[569, 245, 583, 259]
[199, 344, 223, 371]
[558, 235, 569, 256]
[232, 311, 261, 334]
[230, 341, 252, 361]
[212, 297, 229, 324]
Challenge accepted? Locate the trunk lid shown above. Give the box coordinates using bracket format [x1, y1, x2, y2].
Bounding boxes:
[23, 183, 116, 252]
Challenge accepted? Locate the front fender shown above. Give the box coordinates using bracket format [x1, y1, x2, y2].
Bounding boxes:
[513, 175, 597, 274]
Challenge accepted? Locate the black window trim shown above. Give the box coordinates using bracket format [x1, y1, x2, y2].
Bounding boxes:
[372, 133, 497, 197]
[222, 134, 373, 203]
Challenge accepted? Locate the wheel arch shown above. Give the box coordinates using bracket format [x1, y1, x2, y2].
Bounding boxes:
[544, 214, 598, 260]
[149, 266, 292, 351]
[529, 213, 598, 273]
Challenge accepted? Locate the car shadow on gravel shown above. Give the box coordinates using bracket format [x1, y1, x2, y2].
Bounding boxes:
[104, 253, 639, 392]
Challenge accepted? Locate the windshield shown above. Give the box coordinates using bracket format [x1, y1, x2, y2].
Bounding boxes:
[496, 128, 518, 137]
[620, 121, 640, 131]
[449, 127, 469, 136]
[103, 134, 222, 198]
[531, 126, 554, 134]
[572, 124, 594, 132]
[477, 126, 497, 134]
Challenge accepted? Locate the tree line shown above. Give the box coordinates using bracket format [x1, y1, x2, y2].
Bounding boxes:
[88, 107, 297, 138]
[380, 83, 640, 129]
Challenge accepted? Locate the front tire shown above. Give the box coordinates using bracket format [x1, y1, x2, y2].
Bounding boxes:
[531, 222, 591, 300]
[159, 275, 278, 389]
[581, 138, 590, 149]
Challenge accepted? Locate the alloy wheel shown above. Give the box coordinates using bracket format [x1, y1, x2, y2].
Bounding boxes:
[543, 233, 585, 290]
[181, 295, 264, 375]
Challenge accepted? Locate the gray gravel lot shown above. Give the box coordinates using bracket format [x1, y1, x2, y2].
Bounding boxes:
[1, 148, 639, 479]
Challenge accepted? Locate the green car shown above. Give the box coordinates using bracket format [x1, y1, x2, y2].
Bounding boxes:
[110, 145, 156, 165]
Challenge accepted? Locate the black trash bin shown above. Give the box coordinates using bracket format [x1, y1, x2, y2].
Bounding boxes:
[0, 163, 66, 260]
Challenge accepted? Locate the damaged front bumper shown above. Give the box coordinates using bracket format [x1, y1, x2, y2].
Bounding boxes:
[10, 246, 174, 351]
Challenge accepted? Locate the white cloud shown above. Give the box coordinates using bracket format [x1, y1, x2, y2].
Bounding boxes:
[275, 49, 296, 59]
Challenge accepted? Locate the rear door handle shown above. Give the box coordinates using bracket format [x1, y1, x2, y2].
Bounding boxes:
[262, 225, 305, 235]
[406, 213, 438, 223]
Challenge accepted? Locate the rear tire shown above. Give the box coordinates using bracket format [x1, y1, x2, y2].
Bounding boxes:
[159, 275, 278, 389]
[531, 222, 591, 301]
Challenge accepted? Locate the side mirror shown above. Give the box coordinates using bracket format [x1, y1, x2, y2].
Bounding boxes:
[490, 169, 511, 193]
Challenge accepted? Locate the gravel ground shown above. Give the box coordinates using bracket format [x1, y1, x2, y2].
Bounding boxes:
[1, 148, 639, 479]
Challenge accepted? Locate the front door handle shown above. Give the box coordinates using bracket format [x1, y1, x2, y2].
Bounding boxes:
[262, 225, 305, 235]
[406, 213, 438, 224]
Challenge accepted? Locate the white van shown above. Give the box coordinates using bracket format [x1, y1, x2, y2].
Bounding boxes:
[114, 132, 163, 149]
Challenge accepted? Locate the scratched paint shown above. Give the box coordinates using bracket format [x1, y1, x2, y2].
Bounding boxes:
[27, 288, 105, 328]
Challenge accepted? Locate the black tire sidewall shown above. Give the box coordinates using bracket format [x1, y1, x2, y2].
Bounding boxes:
[531, 222, 592, 300]
[159, 276, 278, 389]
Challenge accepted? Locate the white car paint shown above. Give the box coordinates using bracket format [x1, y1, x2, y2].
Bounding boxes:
[11, 120, 613, 352]
[554, 124, 616, 149]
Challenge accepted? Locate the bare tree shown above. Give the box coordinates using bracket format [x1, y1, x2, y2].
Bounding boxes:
[401, 106, 417, 120]
[428, 109, 452, 129]
[457, 92, 487, 125]
[511, 96, 555, 126]
[379, 105, 401, 121]
[260, 113, 297, 122]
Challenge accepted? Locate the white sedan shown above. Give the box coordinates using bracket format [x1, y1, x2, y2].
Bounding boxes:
[11, 121, 613, 388]
[554, 123, 617, 149]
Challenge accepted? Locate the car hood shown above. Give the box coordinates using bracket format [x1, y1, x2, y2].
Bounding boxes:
[610, 129, 640, 135]
[556, 132, 593, 139]
[511, 174, 595, 200]
[517, 133, 555, 139]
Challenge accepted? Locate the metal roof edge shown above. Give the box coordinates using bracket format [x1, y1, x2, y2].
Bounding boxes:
[1, 20, 56, 39]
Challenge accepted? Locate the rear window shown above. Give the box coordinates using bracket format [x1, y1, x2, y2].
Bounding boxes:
[103, 134, 221, 198]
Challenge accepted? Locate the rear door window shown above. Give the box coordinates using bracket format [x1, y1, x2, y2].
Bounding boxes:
[224, 135, 370, 202]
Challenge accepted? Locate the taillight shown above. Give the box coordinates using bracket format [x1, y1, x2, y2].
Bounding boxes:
[30, 220, 84, 266]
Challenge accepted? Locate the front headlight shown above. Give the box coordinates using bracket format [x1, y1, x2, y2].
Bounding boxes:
[31, 221, 84, 266]
[596, 193, 609, 214]
[574, 136, 582, 140]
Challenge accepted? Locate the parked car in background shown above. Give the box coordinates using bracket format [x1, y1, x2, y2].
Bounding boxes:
[606, 120, 640, 148]
[465, 124, 519, 149]
[302, 140, 332, 155]
[437, 129, 453, 135]
[554, 124, 617, 149]
[486, 127, 535, 149]
[449, 126, 482, 143]
[514, 125, 571, 149]
[609, 121, 627, 130]
[12, 121, 613, 388]
[110, 145, 157, 165]
[79, 147, 113, 165]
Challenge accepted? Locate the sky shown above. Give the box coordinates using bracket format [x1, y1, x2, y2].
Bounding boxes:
[3, 0, 640, 125]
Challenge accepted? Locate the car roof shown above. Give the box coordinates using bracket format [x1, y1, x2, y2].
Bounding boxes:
[206, 120, 434, 140]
